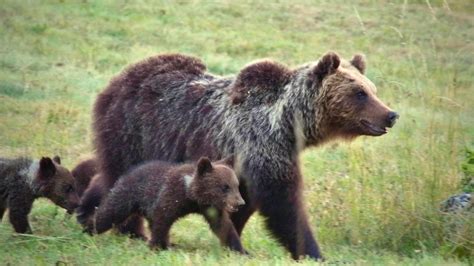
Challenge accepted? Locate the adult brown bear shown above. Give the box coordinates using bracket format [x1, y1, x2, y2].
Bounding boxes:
[77, 52, 398, 260]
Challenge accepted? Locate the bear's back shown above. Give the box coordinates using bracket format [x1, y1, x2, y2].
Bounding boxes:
[115, 160, 195, 212]
[0, 157, 32, 197]
[0, 157, 31, 180]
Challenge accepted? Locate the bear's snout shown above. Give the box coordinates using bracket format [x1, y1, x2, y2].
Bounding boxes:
[226, 194, 246, 212]
[386, 111, 399, 128]
[236, 196, 245, 207]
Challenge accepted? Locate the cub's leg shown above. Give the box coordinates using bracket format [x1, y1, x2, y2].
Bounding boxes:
[148, 214, 174, 250]
[203, 208, 247, 254]
[7, 195, 33, 234]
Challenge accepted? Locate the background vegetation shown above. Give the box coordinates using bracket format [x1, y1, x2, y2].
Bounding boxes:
[0, 0, 472, 265]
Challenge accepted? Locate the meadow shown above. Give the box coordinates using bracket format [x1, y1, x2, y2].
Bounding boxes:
[0, 0, 473, 265]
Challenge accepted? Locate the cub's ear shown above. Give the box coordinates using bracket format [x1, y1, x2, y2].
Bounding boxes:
[53, 155, 61, 165]
[39, 157, 56, 180]
[350, 54, 366, 74]
[216, 155, 234, 168]
[197, 157, 213, 176]
[311, 51, 340, 81]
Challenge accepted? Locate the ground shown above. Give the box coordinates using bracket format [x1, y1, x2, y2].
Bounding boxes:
[0, 1, 473, 265]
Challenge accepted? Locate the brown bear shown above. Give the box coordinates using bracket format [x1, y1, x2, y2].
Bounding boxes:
[77, 52, 398, 260]
[71, 158, 98, 197]
[89, 157, 245, 251]
[0, 156, 80, 233]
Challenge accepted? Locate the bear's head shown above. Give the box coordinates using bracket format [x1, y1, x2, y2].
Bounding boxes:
[309, 52, 399, 142]
[189, 157, 245, 213]
[33, 156, 80, 214]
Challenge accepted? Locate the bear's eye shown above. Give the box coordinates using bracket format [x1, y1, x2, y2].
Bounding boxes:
[355, 90, 367, 100]
[222, 184, 230, 193]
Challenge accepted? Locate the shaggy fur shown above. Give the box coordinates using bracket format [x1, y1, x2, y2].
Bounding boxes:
[90, 157, 245, 251]
[71, 158, 98, 197]
[230, 60, 293, 105]
[0, 156, 79, 233]
[78, 52, 398, 260]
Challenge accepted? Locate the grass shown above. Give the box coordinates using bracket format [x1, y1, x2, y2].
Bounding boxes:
[1, 0, 473, 265]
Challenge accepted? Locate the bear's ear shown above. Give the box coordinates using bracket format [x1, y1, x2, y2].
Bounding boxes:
[196, 157, 213, 176]
[38, 157, 57, 180]
[311, 52, 340, 81]
[216, 155, 234, 168]
[53, 155, 61, 165]
[350, 54, 366, 74]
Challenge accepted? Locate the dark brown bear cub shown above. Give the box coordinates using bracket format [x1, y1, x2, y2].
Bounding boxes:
[0, 156, 80, 233]
[71, 158, 98, 197]
[90, 157, 245, 251]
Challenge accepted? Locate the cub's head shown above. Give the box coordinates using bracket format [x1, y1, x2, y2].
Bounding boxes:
[34, 156, 80, 214]
[189, 157, 245, 213]
[309, 52, 399, 141]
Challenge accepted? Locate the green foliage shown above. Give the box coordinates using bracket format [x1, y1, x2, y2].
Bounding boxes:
[1, 0, 473, 265]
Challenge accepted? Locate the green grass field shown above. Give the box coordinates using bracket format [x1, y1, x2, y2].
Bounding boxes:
[1, 0, 473, 265]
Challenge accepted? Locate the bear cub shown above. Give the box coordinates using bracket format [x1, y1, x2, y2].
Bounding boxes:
[90, 157, 245, 250]
[0, 156, 80, 233]
[71, 158, 98, 197]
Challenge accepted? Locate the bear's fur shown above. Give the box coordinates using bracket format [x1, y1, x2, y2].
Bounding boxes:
[90, 157, 245, 251]
[0, 156, 80, 233]
[78, 52, 398, 260]
[230, 60, 293, 105]
[71, 158, 97, 197]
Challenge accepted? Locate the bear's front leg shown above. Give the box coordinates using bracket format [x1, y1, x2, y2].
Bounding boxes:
[149, 216, 173, 250]
[8, 204, 33, 234]
[9, 209, 32, 234]
[8, 199, 33, 234]
[254, 162, 324, 261]
[0, 200, 5, 221]
[259, 181, 323, 260]
[116, 214, 147, 240]
[204, 208, 248, 254]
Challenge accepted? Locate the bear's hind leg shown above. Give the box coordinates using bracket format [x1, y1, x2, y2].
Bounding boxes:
[93, 189, 136, 235]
